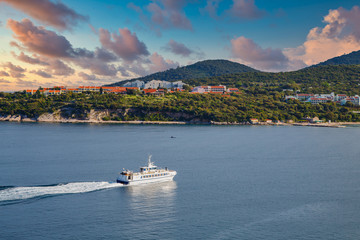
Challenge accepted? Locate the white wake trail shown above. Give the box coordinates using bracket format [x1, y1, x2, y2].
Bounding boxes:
[0, 182, 123, 202]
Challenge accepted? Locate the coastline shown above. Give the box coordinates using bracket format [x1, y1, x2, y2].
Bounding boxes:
[1, 114, 359, 127]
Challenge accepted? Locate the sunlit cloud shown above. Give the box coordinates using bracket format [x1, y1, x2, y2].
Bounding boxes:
[78, 72, 97, 81]
[231, 36, 291, 71]
[148, 52, 179, 73]
[285, 6, 360, 66]
[2, 62, 26, 78]
[0, 0, 88, 30]
[99, 28, 150, 62]
[30, 69, 52, 78]
[12, 52, 49, 65]
[0, 71, 10, 77]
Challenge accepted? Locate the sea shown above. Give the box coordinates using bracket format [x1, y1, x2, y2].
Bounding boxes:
[1, 122, 360, 240]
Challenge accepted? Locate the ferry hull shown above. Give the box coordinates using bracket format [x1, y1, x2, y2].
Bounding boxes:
[116, 175, 175, 185]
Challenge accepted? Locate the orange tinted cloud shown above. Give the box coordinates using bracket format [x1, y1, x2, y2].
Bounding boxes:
[231, 36, 290, 71]
[148, 52, 179, 73]
[286, 6, 360, 66]
[99, 28, 150, 62]
[7, 19, 73, 58]
[0, 0, 87, 30]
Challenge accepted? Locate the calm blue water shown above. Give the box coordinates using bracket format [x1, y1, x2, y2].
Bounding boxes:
[1, 122, 360, 239]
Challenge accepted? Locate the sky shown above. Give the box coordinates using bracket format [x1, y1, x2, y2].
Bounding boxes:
[1, 0, 360, 91]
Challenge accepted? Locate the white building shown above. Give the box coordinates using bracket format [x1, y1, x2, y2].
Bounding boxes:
[123, 80, 145, 88]
[307, 97, 330, 104]
[191, 85, 226, 93]
[296, 94, 314, 101]
[143, 80, 185, 89]
[315, 92, 335, 100]
[191, 86, 207, 93]
[340, 96, 360, 106]
[171, 81, 185, 89]
[335, 94, 347, 101]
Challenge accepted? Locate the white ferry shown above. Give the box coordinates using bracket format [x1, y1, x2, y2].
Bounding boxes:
[116, 156, 177, 185]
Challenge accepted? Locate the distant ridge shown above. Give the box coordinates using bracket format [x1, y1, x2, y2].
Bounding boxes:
[315, 50, 360, 66]
[108, 59, 259, 86]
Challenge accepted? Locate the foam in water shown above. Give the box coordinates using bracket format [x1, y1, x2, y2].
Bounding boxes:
[0, 182, 123, 202]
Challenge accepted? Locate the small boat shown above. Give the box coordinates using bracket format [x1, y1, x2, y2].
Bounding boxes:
[116, 155, 177, 185]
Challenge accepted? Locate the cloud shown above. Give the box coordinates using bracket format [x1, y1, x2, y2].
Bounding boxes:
[78, 72, 97, 80]
[15, 79, 40, 88]
[99, 28, 149, 62]
[0, 71, 10, 77]
[148, 52, 179, 73]
[46, 59, 74, 76]
[231, 36, 291, 71]
[12, 52, 49, 65]
[285, 6, 360, 66]
[7, 19, 74, 58]
[228, 0, 266, 20]
[127, 2, 142, 13]
[0, 78, 11, 84]
[7, 19, 123, 77]
[128, 0, 192, 34]
[2, 62, 26, 78]
[5, 17, 181, 83]
[8, 19, 96, 59]
[94, 47, 118, 62]
[30, 70, 52, 78]
[0, 0, 87, 30]
[164, 40, 193, 57]
[73, 57, 118, 76]
[147, 0, 192, 30]
[201, 0, 222, 19]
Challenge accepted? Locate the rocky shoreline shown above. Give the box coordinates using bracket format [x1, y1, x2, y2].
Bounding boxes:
[1, 112, 359, 127]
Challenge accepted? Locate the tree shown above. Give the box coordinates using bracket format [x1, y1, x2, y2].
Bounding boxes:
[183, 84, 191, 92]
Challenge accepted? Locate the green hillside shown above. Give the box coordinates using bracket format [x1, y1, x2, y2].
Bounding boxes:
[180, 64, 360, 95]
[316, 50, 360, 66]
[109, 59, 258, 86]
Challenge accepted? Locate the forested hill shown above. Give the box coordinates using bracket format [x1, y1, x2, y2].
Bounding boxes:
[181, 64, 360, 94]
[109, 59, 259, 86]
[315, 50, 360, 66]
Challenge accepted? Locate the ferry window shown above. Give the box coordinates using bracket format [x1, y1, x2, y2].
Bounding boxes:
[128, 176, 131, 180]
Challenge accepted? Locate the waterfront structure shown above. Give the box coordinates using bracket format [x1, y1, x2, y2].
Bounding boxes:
[250, 118, 259, 124]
